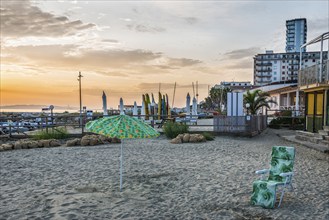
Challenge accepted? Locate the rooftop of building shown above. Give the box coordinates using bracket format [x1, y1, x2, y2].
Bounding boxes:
[254, 50, 327, 56]
[286, 18, 307, 23]
[250, 83, 297, 93]
[219, 81, 252, 85]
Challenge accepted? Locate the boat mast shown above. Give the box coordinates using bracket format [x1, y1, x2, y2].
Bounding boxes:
[172, 82, 176, 108]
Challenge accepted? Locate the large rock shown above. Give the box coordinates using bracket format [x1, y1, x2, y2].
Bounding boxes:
[2, 143, 14, 151]
[81, 135, 103, 146]
[49, 139, 61, 147]
[14, 140, 31, 149]
[111, 137, 121, 143]
[196, 134, 206, 142]
[189, 134, 206, 143]
[99, 135, 111, 143]
[37, 141, 44, 148]
[80, 135, 90, 146]
[182, 133, 190, 143]
[66, 138, 81, 147]
[189, 134, 198, 143]
[21, 141, 28, 149]
[170, 137, 182, 144]
[177, 134, 184, 141]
[27, 141, 39, 149]
[40, 140, 51, 148]
[89, 137, 99, 146]
[14, 141, 23, 149]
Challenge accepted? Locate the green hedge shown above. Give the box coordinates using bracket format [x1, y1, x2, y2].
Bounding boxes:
[269, 116, 305, 130]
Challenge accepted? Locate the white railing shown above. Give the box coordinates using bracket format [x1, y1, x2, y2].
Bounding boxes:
[299, 60, 329, 87]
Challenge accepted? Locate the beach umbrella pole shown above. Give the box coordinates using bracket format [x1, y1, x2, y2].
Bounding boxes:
[120, 140, 123, 191]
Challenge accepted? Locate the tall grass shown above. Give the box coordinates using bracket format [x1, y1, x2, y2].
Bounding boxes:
[202, 132, 215, 141]
[163, 121, 189, 139]
[33, 127, 69, 140]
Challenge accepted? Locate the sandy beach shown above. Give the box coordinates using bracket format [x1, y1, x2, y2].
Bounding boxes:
[1, 129, 328, 220]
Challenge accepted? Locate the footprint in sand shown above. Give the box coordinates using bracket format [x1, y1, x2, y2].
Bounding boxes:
[75, 186, 98, 193]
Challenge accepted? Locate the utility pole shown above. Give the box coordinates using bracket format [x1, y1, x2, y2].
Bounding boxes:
[78, 72, 84, 133]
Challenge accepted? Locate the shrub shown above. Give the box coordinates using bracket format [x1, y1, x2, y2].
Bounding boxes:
[269, 115, 305, 129]
[268, 119, 281, 129]
[202, 132, 215, 141]
[33, 127, 69, 140]
[163, 121, 189, 139]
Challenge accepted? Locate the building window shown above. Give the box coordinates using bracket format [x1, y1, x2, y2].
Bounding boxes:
[282, 66, 285, 69]
[274, 61, 277, 64]
[283, 60, 285, 63]
[282, 71, 285, 74]
[274, 77, 277, 80]
[282, 77, 285, 80]
[313, 59, 315, 62]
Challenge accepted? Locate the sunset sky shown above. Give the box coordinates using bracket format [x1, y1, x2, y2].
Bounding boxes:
[1, 0, 328, 110]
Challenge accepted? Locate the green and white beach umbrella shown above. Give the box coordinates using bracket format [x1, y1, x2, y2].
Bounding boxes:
[85, 113, 160, 191]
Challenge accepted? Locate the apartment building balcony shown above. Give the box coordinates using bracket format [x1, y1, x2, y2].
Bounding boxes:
[256, 79, 271, 84]
[255, 62, 272, 66]
[256, 73, 272, 77]
[287, 72, 298, 77]
[256, 69, 271, 72]
[299, 60, 329, 89]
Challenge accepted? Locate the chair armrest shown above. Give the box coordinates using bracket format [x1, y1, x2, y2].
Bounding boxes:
[255, 169, 269, 180]
[279, 172, 293, 177]
[280, 172, 294, 185]
[255, 169, 269, 175]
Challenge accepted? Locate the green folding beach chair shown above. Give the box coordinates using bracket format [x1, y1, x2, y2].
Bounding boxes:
[251, 146, 295, 209]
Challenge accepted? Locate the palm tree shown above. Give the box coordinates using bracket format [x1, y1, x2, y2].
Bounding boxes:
[244, 90, 276, 115]
[201, 87, 231, 112]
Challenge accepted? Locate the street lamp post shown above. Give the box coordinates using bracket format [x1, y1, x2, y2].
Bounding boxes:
[245, 103, 250, 115]
[78, 72, 84, 133]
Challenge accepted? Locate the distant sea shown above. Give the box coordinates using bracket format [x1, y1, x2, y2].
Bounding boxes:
[0, 108, 79, 113]
[0, 105, 79, 113]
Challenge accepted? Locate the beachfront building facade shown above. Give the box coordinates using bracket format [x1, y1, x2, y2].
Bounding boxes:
[214, 81, 258, 92]
[298, 32, 329, 132]
[299, 59, 329, 132]
[249, 83, 304, 114]
[286, 18, 307, 53]
[253, 50, 328, 86]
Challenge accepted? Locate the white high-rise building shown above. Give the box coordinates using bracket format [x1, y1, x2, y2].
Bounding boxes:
[253, 50, 328, 86]
[286, 18, 307, 53]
